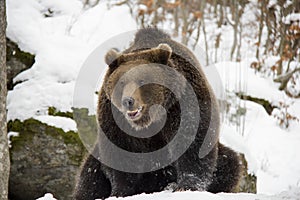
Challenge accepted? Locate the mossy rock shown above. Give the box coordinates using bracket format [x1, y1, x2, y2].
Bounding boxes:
[48, 107, 73, 119]
[236, 92, 275, 115]
[8, 118, 87, 200]
[7, 109, 257, 198]
[72, 107, 98, 152]
[238, 154, 257, 193]
[6, 38, 35, 90]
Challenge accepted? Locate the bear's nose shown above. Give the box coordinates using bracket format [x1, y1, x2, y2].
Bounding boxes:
[122, 97, 135, 109]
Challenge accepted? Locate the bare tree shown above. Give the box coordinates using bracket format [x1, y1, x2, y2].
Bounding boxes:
[255, 0, 266, 60]
[214, 0, 224, 63]
[228, 0, 245, 61]
[0, 0, 10, 199]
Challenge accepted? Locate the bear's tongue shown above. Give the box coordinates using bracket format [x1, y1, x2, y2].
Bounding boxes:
[127, 110, 138, 118]
[127, 106, 142, 119]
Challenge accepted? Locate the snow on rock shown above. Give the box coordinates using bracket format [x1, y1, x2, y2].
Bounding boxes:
[7, 131, 19, 148]
[243, 101, 300, 194]
[220, 124, 258, 174]
[36, 193, 57, 200]
[34, 115, 77, 132]
[7, 131, 19, 139]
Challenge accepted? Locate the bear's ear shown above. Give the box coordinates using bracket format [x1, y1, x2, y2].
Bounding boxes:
[105, 48, 120, 66]
[155, 43, 172, 64]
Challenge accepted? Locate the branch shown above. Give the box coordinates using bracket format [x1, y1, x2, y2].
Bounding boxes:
[274, 67, 300, 90]
[114, 0, 128, 6]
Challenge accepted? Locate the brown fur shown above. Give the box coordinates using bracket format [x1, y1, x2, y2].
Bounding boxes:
[74, 28, 241, 200]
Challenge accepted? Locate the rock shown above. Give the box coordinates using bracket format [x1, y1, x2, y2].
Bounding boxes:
[7, 109, 256, 198]
[8, 118, 87, 200]
[6, 38, 35, 90]
[72, 108, 98, 152]
[238, 154, 257, 193]
[48, 107, 73, 119]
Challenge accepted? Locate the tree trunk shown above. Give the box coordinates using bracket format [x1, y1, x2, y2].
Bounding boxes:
[263, 1, 272, 55]
[180, 4, 189, 45]
[277, 23, 286, 76]
[0, 0, 10, 199]
[255, 0, 264, 60]
[173, 7, 179, 37]
[236, 22, 242, 61]
[202, 17, 209, 65]
[230, 0, 238, 60]
[214, 1, 224, 62]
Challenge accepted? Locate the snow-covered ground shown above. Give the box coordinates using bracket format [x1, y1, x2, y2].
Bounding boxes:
[216, 62, 300, 194]
[6, 0, 300, 199]
[107, 189, 300, 200]
[38, 189, 300, 200]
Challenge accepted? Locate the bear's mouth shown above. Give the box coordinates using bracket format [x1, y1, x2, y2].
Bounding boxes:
[126, 106, 143, 120]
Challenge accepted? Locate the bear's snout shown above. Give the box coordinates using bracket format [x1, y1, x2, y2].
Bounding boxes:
[122, 96, 135, 110]
[121, 96, 144, 121]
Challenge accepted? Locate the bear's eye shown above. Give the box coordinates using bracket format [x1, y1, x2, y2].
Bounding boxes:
[138, 80, 145, 86]
[118, 80, 125, 86]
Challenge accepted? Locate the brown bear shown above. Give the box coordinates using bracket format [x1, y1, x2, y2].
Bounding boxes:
[74, 28, 241, 200]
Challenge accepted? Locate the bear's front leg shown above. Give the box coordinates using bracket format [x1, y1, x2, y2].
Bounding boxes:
[103, 168, 140, 197]
[174, 145, 218, 191]
[73, 154, 111, 200]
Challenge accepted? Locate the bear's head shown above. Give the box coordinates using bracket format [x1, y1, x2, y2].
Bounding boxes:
[103, 44, 186, 130]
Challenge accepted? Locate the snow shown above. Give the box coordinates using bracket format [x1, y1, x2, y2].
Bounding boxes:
[283, 13, 300, 24]
[7, 131, 19, 148]
[241, 101, 300, 194]
[106, 191, 265, 200]
[263, 55, 280, 69]
[102, 189, 300, 200]
[216, 61, 300, 194]
[267, 0, 277, 8]
[7, 131, 19, 140]
[33, 115, 77, 132]
[36, 193, 57, 200]
[35, 188, 300, 200]
[220, 124, 258, 174]
[35, 189, 300, 200]
[38, 0, 83, 15]
[214, 61, 284, 102]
